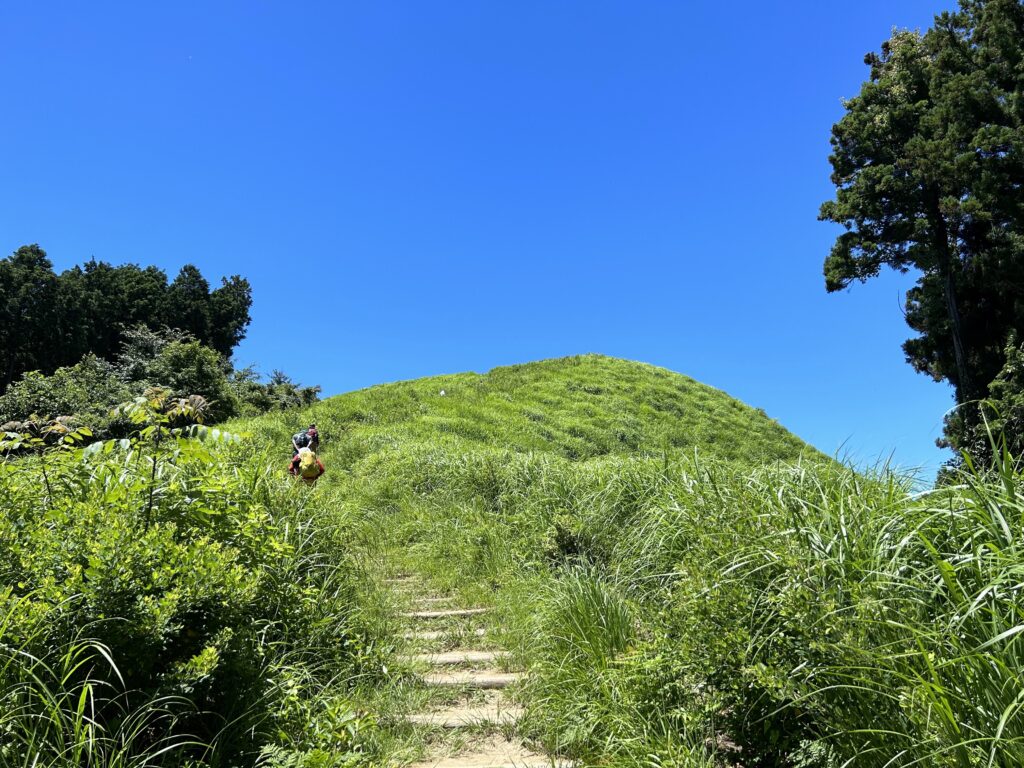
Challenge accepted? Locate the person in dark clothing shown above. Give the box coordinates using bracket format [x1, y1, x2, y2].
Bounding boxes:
[292, 423, 319, 455]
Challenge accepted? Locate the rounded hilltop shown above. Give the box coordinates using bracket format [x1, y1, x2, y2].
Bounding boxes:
[251, 354, 819, 467]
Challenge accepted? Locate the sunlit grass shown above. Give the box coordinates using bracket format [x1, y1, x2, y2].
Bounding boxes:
[12, 354, 1023, 767]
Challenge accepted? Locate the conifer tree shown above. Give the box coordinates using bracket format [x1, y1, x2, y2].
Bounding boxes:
[820, 0, 1024, 449]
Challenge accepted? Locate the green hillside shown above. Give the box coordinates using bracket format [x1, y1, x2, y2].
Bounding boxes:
[250, 354, 816, 467]
[9, 354, 1022, 768]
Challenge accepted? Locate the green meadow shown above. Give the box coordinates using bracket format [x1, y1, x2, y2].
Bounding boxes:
[3, 354, 1024, 766]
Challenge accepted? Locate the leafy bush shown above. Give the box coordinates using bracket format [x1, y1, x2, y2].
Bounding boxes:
[0, 391, 376, 766]
[231, 367, 321, 417]
[0, 325, 320, 433]
[0, 355, 131, 433]
[142, 340, 240, 422]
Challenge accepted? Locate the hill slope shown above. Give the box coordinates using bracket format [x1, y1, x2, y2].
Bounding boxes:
[255, 354, 817, 467]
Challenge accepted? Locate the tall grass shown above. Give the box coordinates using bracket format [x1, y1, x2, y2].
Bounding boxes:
[14, 354, 1018, 766]
[0, 595, 198, 767]
[226, 357, 1024, 765]
[362, 432, 1024, 766]
[0, 413, 386, 766]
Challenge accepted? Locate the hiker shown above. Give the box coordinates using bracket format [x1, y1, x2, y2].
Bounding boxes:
[292, 423, 319, 455]
[288, 447, 325, 485]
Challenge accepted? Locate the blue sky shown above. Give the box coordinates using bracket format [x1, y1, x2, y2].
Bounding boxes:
[1, 1, 957, 475]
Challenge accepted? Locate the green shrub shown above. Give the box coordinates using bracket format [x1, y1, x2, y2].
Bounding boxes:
[142, 341, 239, 422]
[0, 404, 375, 765]
[0, 355, 132, 433]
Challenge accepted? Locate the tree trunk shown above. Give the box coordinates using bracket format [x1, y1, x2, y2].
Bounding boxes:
[2, 349, 15, 396]
[942, 264, 972, 400]
[929, 190, 973, 402]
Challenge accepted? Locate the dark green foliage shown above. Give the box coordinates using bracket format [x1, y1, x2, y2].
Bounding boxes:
[0, 326, 244, 431]
[166, 265, 213, 344]
[58, 259, 173, 365]
[115, 324, 191, 382]
[209, 275, 254, 355]
[141, 340, 240, 423]
[231, 368, 322, 417]
[946, 335, 1024, 462]
[0, 245, 61, 393]
[0, 245, 253, 393]
[820, 0, 1024, 432]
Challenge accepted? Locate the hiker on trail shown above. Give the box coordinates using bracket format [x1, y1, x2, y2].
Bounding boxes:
[289, 447, 325, 485]
[292, 423, 319, 456]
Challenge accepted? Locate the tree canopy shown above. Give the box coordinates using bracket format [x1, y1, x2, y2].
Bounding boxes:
[0, 244, 252, 392]
[820, 0, 1024, 438]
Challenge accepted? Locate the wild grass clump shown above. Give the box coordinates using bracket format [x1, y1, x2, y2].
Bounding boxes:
[509, 454, 1024, 766]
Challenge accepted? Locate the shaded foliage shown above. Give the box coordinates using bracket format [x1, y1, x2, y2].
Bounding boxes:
[947, 334, 1024, 462]
[0, 245, 252, 393]
[232, 367, 322, 417]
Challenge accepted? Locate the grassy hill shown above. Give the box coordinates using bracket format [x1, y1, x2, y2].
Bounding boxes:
[236, 355, 1024, 768]
[7, 354, 1022, 768]
[248, 354, 817, 468]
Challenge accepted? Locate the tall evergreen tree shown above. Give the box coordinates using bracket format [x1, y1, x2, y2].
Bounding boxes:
[165, 265, 213, 344]
[208, 275, 253, 356]
[820, 0, 1024, 448]
[0, 245, 61, 392]
[60, 260, 171, 362]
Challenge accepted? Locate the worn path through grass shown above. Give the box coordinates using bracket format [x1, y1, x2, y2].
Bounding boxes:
[376, 567, 568, 768]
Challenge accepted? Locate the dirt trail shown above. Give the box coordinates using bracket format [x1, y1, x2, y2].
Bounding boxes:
[386, 575, 567, 768]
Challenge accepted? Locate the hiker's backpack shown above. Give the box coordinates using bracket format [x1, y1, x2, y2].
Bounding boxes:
[298, 449, 320, 479]
[293, 431, 310, 449]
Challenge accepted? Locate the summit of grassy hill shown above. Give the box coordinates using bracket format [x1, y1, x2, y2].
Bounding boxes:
[250, 354, 817, 466]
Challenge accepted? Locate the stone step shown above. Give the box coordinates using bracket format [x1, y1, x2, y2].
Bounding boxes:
[404, 627, 487, 642]
[404, 607, 489, 619]
[423, 670, 521, 689]
[413, 596, 454, 605]
[408, 650, 508, 666]
[404, 702, 522, 729]
[407, 740, 570, 768]
[408, 760, 564, 768]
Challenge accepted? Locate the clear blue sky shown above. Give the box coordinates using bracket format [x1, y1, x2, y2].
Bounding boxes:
[1, 1, 958, 475]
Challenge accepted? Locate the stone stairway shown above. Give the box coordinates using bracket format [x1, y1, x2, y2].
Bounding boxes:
[389, 576, 566, 768]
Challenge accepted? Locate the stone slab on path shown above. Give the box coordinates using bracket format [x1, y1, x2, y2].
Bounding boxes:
[423, 670, 521, 689]
[413, 596, 455, 605]
[408, 650, 508, 666]
[406, 735, 571, 768]
[404, 701, 522, 729]
[404, 628, 488, 642]
[404, 608, 490, 619]
[389, 573, 568, 767]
